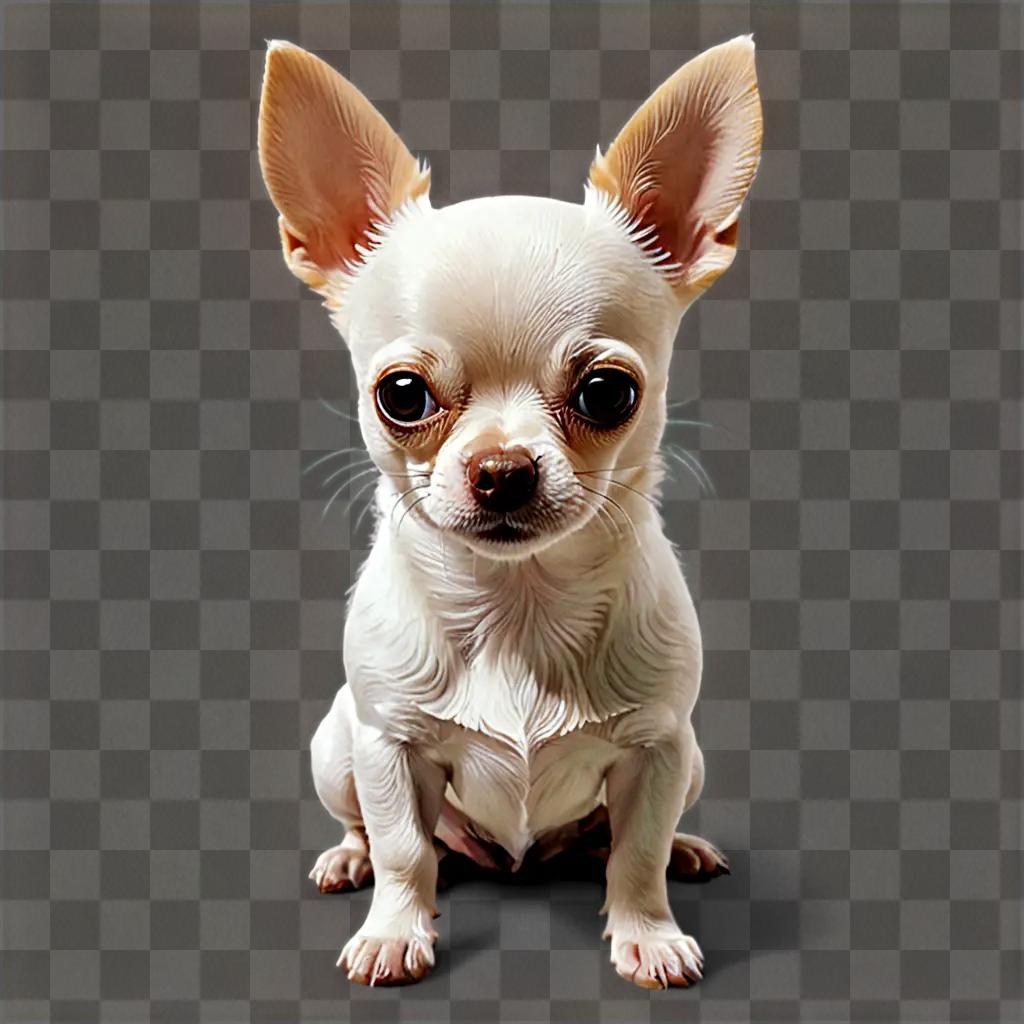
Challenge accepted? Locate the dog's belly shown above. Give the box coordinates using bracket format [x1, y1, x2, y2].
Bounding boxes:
[439, 725, 619, 865]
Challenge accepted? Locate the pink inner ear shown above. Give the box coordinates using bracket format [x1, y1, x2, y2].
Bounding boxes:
[588, 36, 762, 288]
[639, 116, 734, 271]
[301, 194, 374, 274]
[634, 186, 698, 269]
[258, 42, 430, 286]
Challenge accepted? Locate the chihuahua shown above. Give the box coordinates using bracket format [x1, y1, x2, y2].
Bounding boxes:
[257, 36, 762, 989]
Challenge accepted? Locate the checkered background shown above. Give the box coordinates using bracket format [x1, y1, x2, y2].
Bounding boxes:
[1, 1, 1021, 1021]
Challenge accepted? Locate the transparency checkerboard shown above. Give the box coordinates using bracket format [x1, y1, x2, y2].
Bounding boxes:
[1, 2, 1020, 1022]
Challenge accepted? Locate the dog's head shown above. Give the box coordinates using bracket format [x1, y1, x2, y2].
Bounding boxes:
[258, 38, 762, 561]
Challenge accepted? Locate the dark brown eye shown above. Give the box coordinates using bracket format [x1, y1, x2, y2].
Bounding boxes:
[375, 371, 440, 425]
[572, 368, 638, 427]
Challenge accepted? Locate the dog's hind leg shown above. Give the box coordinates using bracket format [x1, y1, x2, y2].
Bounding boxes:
[668, 740, 730, 880]
[309, 686, 374, 893]
[556, 745, 727, 881]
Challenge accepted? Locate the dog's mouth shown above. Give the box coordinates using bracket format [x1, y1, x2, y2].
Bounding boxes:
[470, 519, 536, 545]
[434, 475, 589, 557]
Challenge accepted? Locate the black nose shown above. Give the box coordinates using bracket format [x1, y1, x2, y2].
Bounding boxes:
[466, 445, 538, 513]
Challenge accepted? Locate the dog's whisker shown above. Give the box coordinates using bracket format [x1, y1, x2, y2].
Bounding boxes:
[664, 416, 735, 443]
[666, 395, 700, 411]
[321, 469, 385, 523]
[575, 481, 642, 548]
[572, 451, 716, 502]
[310, 454, 427, 510]
[664, 445, 717, 498]
[321, 459, 374, 488]
[600, 476, 658, 508]
[303, 446, 369, 476]
[308, 445, 428, 482]
[317, 396, 361, 423]
[390, 483, 431, 523]
[396, 492, 431, 536]
[321, 481, 349, 523]
[597, 491, 643, 548]
[323, 471, 416, 533]
[579, 495, 619, 541]
[575, 471, 657, 508]
[351, 498, 377, 540]
[671, 444, 717, 496]
[321, 460, 376, 490]
[664, 418, 721, 432]
[348, 476, 384, 538]
[663, 446, 704, 493]
[573, 462, 654, 476]
[624, 452, 710, 496]
[347, 474, 381, 508]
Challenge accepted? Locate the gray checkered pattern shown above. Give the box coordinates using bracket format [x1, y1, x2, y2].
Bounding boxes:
[2, 1, 1021, 1021]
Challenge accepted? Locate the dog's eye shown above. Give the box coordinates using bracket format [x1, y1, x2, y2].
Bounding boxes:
[572, 368, 638, 427]
[375, 371, 440, 425]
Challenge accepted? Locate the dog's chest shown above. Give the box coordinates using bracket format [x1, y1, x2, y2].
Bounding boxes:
[425, 655, 624, 862]
[437, 708, 618, 865]
[417, 562, 640, 741]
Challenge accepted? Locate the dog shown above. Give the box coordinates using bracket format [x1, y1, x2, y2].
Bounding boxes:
[257, 35, 762, 989]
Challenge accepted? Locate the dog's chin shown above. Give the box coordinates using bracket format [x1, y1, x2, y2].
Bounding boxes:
[452, 515, 584, 562]
[457, 523, 559, 562]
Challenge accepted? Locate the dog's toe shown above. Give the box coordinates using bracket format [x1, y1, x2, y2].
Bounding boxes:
[668, 833, 729, 881]
[310, 833, 373, 893]
[338, 932, 435, 986]
[610, 930, 704, 990]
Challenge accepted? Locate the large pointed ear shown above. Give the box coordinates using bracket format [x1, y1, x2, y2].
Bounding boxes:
[588, 35, 762, 296]
[257, 40, 430, 295]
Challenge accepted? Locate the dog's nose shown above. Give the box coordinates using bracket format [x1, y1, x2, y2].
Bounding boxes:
[466, 445, 538, 513]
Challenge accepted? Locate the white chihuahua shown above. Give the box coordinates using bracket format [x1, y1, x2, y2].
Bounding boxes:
[258, 36, 762, 989]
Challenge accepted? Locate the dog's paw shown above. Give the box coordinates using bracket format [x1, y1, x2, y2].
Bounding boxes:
[608, 927, 704, 989]
[668, 833, 730, 881]
[309, 832, 373, 893]
[338, 926, 437, 986]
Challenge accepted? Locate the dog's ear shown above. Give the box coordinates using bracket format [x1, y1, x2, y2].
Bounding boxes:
[257, 40, 430, 295]
[588, 35, 762, 296]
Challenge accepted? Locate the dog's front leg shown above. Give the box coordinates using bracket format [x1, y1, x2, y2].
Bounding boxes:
[602, 735, 705, 989]
[338, 725, 445, 986]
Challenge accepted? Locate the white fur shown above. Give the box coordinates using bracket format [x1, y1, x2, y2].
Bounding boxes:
[259, 35, 762, 990]
[313, 191, 708, 987]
